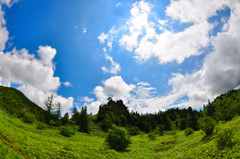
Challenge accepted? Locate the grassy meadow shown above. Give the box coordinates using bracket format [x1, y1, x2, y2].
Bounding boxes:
[1, 110, 240, 159]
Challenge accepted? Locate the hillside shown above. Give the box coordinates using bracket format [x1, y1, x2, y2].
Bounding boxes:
[0, 88, 240, 158]
[0, 86, 46, 121]
[0, 109, 240, 158]
[204, 89, 240, 121]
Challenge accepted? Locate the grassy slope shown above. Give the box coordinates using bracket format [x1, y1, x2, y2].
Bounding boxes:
[1, 110, 240, 159]
[0, 86, 45, 120]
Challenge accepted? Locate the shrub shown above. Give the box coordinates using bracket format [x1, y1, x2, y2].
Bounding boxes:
[198, 116, 215, 136]
[105, 125, 131, 151]
[60, 127, 75, 137]
[157, 124, 165, 136]
[22, 113, 36, 124]
[36, 122, 47, 130]
[148, 132, 156, 140]
[127, 126, 140, 136]
[185, 128, 194, 136]
[49, 120, 56, 126]
[216, 128, 235, 150]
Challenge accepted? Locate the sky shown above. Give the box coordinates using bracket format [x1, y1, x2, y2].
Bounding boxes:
[0, 0, 240, 115]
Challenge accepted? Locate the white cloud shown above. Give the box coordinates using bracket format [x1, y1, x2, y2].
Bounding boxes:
[118, 1, 215, 64]
[63, 81, 72, 87]
[166, 0, 228, 23]
[98, 33, 109, 44]
[37, 45, 56, 69]
[0, 5, 9, 52]
[80, 96, 94, 103]
[82, 27, 87, 33]
[18, 85, 73, 116]
[84, 76, 135, 114]
[0, 47, 74, 114]
[102, 54, 121, 74]
[0, 0, 18, 7]
[115, 2, 121, 7]
[0, 1, 74, 114]
[91, 0, 240, 114]
[166, 0, 240, 109]
[82, 76, 186, 114]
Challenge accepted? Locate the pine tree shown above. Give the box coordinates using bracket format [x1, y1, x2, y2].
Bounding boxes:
[71, 107, 80, 124]
[56, 102, 62, 119]
[79, 106, 89, 133]
[43, 95, 54, 123]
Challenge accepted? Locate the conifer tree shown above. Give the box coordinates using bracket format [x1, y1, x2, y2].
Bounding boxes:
[79, 106, 89, 133]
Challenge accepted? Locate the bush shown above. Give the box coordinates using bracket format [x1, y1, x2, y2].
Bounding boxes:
[60, 127, 75, 137]
[148, 132, 156, 140]
[127, 126, 140, 136]
[198, 116, 215, 136]
[105, 125, 131, 151]
[185, 128, 194, 136]
[49, 120, 56, 126]
[216, 128, 235, 150]
[36, 122, 47, 130]
[157, 124, 165, 136]
[22, 113, 36, 124]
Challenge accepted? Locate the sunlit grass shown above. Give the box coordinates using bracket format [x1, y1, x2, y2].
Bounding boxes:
[1, 111, 240, 158]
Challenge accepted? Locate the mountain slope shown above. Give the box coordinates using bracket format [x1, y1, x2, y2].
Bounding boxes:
[0, 109, 240, 158]
[204, 89, 240, 121]
[0, 86, 46, 121]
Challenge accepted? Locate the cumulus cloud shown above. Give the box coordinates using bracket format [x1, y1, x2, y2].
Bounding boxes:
[166, 0, 228, 23]
[37, 45, 56, 69]
[102, 54, 121, 74]
[0, 5, 9, 52]
[82, 76, 186, 114]
[0, 47, 74, 114]
[168, 0, 240, 108]
[90, 0, 240, 114]
[0, 1, 74, 115]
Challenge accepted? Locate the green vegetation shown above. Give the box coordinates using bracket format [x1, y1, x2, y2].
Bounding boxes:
[60, 126, 76, 137]
[104, 125, 131, 151]
[216, 128, 236, 150]
[1, 86, 240, 158]
[198, 116, 216, 136]
[22, 113, 36, 124]
[1, 110, 240, 158]
[184, 128, 194, 136]
[0, 86, 45, 121]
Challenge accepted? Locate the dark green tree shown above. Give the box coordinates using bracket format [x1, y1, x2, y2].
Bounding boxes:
[43, 94, 54, 123]
[71, 107, 80, 125]
[105, 125, 131, 151]
[198, 116, 215, 136]
[55, 102, 62, 119]
[79, 106, 89, 133]
[61, 112, 69, 125]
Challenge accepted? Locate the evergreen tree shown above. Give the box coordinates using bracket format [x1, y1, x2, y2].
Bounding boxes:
[61, 112, 69, 125]
[71, 107, 80, 125]
[79, 106, 89, 133]
[43, 95, 54, 123]
[55, 102, 62, 119]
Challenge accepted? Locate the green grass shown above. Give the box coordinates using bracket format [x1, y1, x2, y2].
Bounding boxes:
[1, 111, 240, 158]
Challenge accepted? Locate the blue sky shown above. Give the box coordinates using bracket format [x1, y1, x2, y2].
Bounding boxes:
[0, 0, 239, 114]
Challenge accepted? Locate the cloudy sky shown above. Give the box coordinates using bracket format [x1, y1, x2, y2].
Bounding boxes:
[0, 0, 239, 115]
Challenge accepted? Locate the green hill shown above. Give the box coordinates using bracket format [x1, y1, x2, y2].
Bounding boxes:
[204, 89, 240, 121]
[0, 87, 240, 158]
[0, 109, 240, 158]
[0, 86, 46, 121]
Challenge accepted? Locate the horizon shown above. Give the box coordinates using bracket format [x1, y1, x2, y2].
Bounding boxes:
[0, 0, 240, 115]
